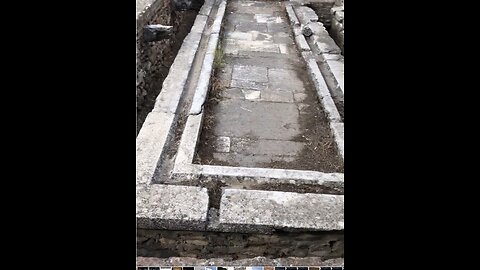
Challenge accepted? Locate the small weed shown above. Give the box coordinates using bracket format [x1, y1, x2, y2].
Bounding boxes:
[213, 46, 224, 70]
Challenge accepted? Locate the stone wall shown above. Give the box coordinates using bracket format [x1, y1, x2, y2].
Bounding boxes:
[137, 229, 344, 260]
[136, 0, 199, 135]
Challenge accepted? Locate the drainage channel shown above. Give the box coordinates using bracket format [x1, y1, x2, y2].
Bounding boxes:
[136, 1, 199, 136]
[300, 4, 344, 121]
[152, 1, 221, 183]
[306, 39, 344, 122]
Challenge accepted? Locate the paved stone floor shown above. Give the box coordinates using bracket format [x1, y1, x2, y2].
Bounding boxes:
[197, 0, 342, 171]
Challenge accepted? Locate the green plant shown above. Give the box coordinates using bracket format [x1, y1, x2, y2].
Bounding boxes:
[213, 44, 224, 70]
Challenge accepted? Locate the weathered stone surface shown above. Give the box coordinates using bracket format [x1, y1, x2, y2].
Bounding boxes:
[294, 92, 308, 102]
[285, 4, 300, 26]
[235, 22, 268, 32]
[231, 79, 267, 90]
[213, 100, 300, 140]
[138, 0, 344, 263]
[225, 31, 253, 41]
[330, 122, 344, 159]
[278, 43, 289, 54]
[211, 0, 227, 34]
[293, 28, 311, 51]
[232, 65, 268, 82]
[192, 0, 344, 172]
[303, 21, 327, 37]
[219, 189, 344, 232]
[199, 164, 344, 185]
[242, 89, 261, 100]
[174, 114, 203, 168]
[229, 138, 304, 156]
[190, 33, 220, 115]
[198, 0, 215, 16]
[331, 5, 344, 15]
[223, 38, 239, 55]
[251, 31, 274, 42]
[329, 4, 344, 54]
[261, 89, 294, 103]
[294, 6, 319, 25]
[335, 10, 344, 22]
[236, 40, 280, 54]
[302, 25, 313, 37]
[313, 32, 342, 54]
[136, 0, 157, 19]
[213, 152, 296, 166]
[137, 184, 209, 230]
[153, 30, 203, 113]
[218, 87, 245, 99]
[305, 58, 342, 123]
[254, 14, 284, 24]
[136, 112, 175, 185]
[136, 0, 199, 134]
[324, 57, 344, 94]
[214, 136, 231, 153]
[267, 22, 289, 33]
[267, 68, 304, 91]
[143, 24, 173, 42]
[190, 14, 208, 34]
[273, 32, 293, 44]
[306, 0, 337, 27]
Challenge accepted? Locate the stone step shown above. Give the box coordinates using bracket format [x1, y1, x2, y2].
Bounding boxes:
[136, 184, 209, 230]
[218, 188, 344, 233]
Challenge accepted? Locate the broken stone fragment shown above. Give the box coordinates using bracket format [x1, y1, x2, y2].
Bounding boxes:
[302, 22, 327, 37]
[143, 24, 173, 42]
[302, 25, 313, 37]
[335, 11, 344, 22]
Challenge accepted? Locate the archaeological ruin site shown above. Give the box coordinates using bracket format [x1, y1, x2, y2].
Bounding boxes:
[136, 0, 344, 267]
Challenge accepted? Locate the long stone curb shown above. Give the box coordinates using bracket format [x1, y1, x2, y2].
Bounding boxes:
[218, 188, 344, 233]
[305, 57, 344, 159]
[137, 0, 217, 231]
[285, 3, 344, 159]
[152, 14, 208, 114]
[190, 0, 227, 115]
[137, 0, 215, 187]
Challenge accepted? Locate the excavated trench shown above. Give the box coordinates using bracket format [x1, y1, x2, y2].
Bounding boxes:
[305, 3, 344, 120]
[136, 1, 202, 136]
[136, 0, 344, 264]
